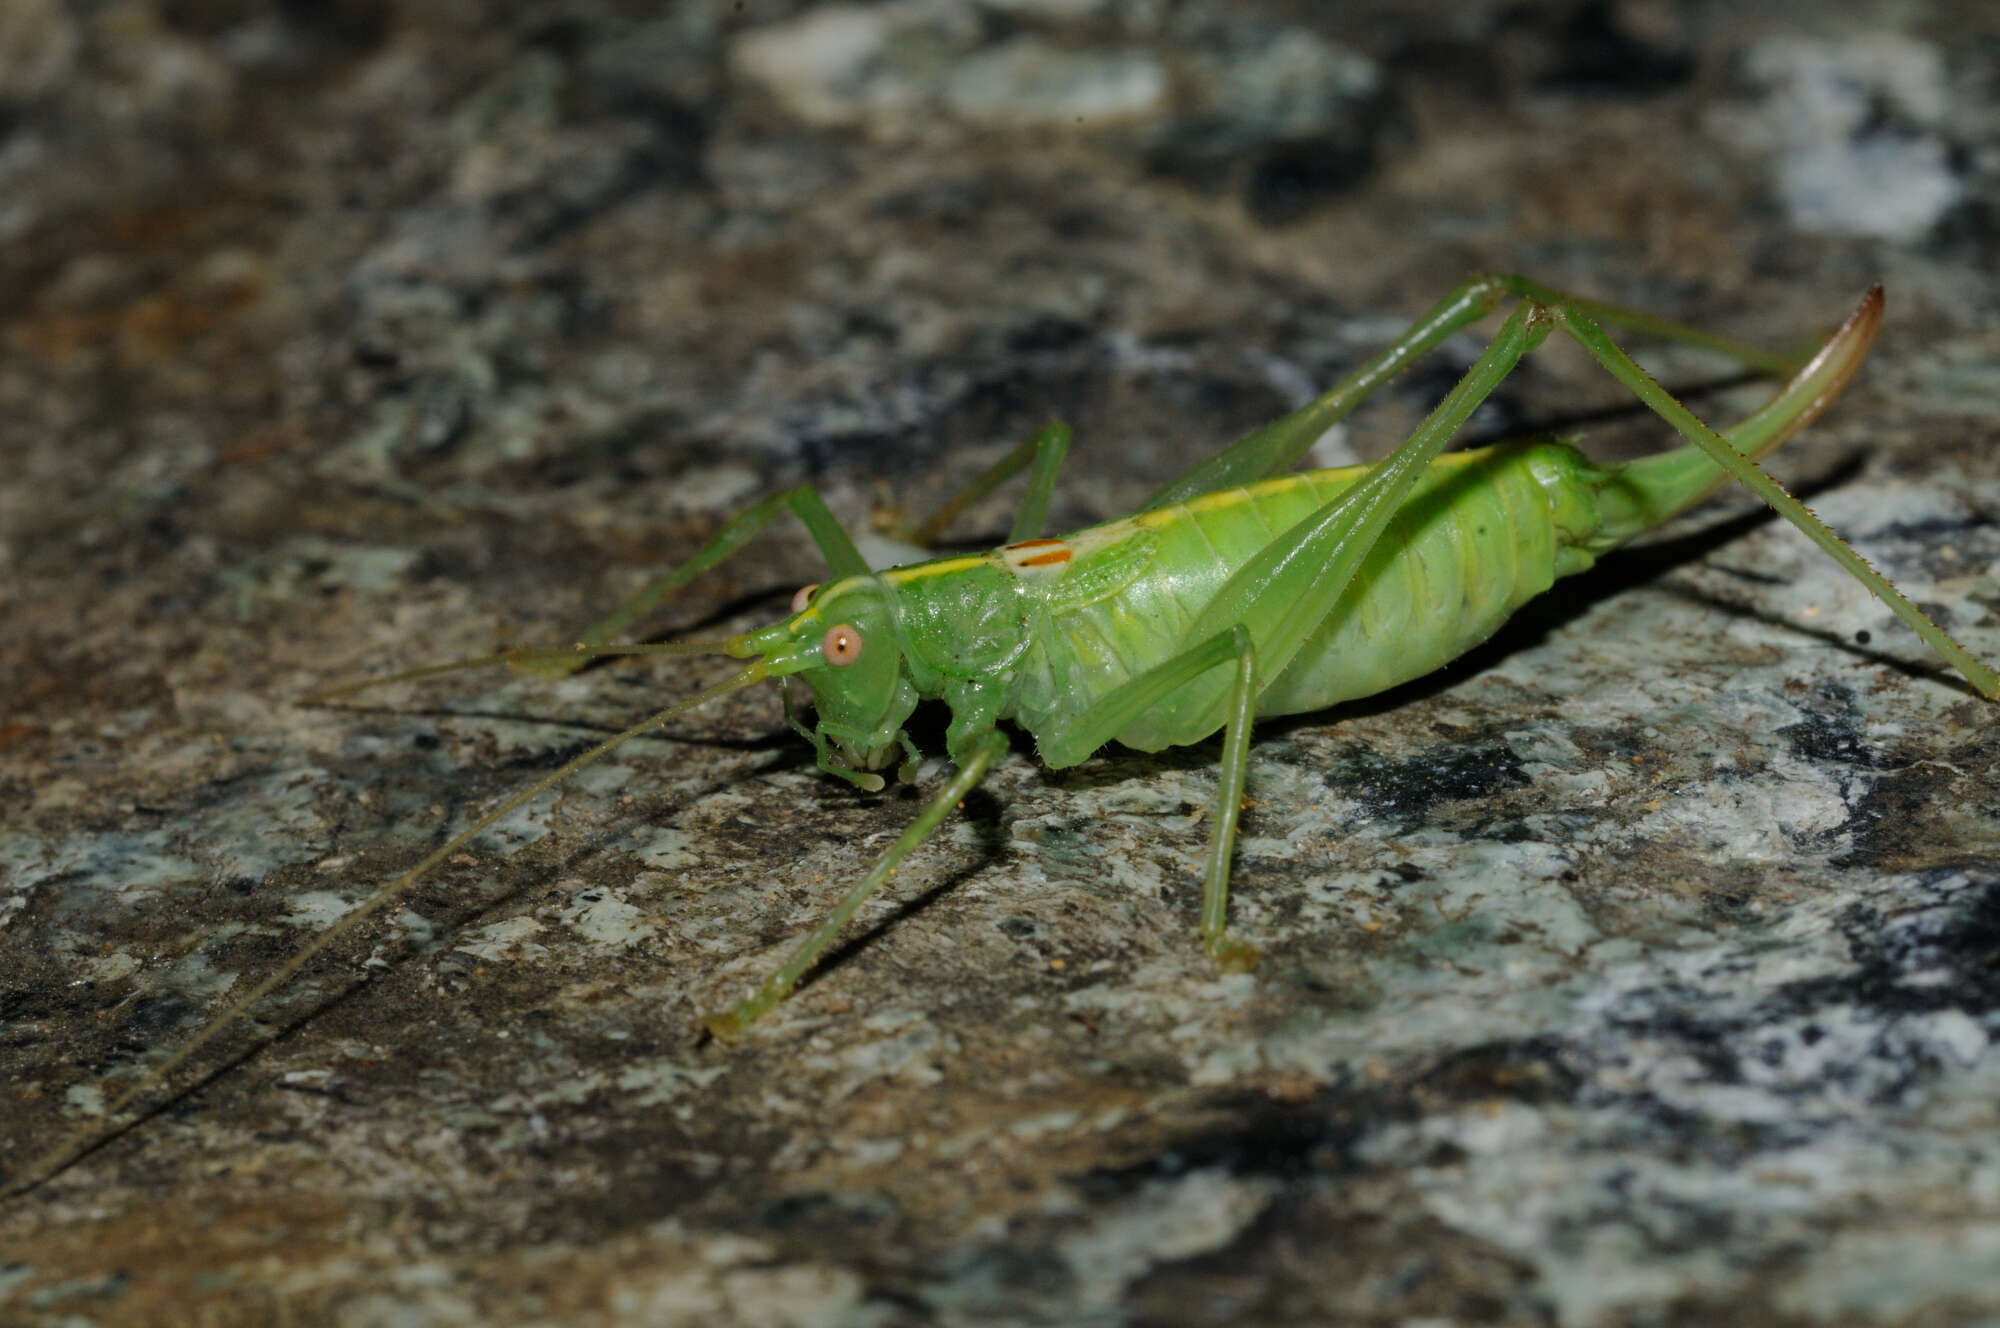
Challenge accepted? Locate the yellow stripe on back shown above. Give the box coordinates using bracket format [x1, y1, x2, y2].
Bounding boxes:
[883, 451, 1493, 590]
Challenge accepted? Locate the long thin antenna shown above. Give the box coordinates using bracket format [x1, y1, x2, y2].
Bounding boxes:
[5, 658, 770, 1198]
[299, 640, 735, 705]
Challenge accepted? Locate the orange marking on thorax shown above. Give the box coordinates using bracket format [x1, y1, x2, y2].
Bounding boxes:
[1001, 536, 1076, 574]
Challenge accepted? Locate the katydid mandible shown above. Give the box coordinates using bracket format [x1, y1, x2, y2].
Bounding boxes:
[13, 274, 1996, 1194]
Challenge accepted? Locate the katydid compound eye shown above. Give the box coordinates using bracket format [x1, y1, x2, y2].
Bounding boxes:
[790, 583, 818, 613]
[821, 624, 862, 667]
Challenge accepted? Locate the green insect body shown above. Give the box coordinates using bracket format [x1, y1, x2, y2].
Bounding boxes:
[796, 441, 1616, 772]
[748, 324, 1887, 781]
[13, 274, 1998, 1196]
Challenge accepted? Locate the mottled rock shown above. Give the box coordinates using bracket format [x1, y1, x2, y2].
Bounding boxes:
[3, 2, 1999, 1325]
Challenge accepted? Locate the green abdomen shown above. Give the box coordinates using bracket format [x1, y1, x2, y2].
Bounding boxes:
[1014, 441, 1604, 752]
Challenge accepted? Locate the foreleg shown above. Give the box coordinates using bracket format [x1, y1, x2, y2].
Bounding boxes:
[526, 486, 872, 678]
[700, 729, 1012, 1039]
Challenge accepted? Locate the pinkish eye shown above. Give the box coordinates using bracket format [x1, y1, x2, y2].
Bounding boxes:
[821, 624, 862, 667]
[790, 583, 818, 614]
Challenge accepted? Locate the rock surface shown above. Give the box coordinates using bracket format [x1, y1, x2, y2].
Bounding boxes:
[3, 3, 1998, 1324]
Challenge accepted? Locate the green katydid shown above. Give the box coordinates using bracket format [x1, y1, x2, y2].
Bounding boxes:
[11, 274, 1995, 1193]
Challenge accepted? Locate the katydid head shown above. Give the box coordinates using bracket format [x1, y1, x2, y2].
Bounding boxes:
[730, 575, 920, 790]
